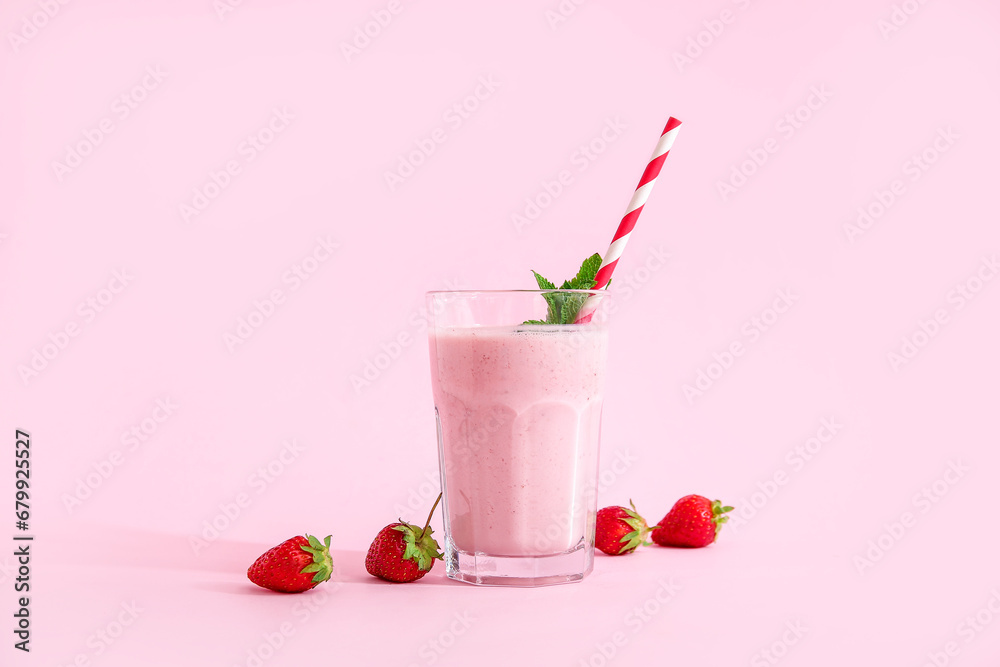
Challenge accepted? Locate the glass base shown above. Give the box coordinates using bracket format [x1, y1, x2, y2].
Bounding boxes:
[444, 538, 593, 587]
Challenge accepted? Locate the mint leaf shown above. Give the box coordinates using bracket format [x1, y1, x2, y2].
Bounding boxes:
[570, 253, 602, 290]
[560, 293, 589, 324]
[531, 271, 561, 322]
[532, 271, 556, 290]
[523, 253, 604, 325]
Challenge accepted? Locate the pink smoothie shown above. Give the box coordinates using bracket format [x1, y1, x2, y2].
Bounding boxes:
[429, 324, 608, 557]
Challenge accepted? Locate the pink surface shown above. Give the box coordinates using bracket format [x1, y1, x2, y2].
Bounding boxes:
[1, 0, 999, 665]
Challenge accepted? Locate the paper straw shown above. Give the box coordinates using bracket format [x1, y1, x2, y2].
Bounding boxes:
[593, 116, 682, 290]
[575, 117, 682, 322]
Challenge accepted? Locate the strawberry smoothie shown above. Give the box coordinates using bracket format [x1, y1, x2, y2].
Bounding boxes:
[429, 324, 609, 561]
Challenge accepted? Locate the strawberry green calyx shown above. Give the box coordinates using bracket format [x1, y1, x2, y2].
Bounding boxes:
[394, 492, 444, 572]
[394, 523, 444, 572]
[619, 500, 653, 553]
[298, 534, 334, 584]
[711, 500, 735, 537]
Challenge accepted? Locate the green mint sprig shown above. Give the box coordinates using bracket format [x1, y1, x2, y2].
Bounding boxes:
[523, 253, 603, 325]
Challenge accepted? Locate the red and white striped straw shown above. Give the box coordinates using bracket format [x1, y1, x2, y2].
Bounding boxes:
[592, 116, 682, 290]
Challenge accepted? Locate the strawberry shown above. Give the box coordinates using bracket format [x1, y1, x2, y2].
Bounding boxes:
[247, 534, 333, 593]
[651, 495, 734, 548]
[366, 494, 444, 583]
[595, 501, 651, 555]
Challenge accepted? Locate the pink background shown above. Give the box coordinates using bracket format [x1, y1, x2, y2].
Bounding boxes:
[2, 0, 999, 665]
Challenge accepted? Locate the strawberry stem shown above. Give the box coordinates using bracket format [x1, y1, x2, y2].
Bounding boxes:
[418, 492, 443, 541]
